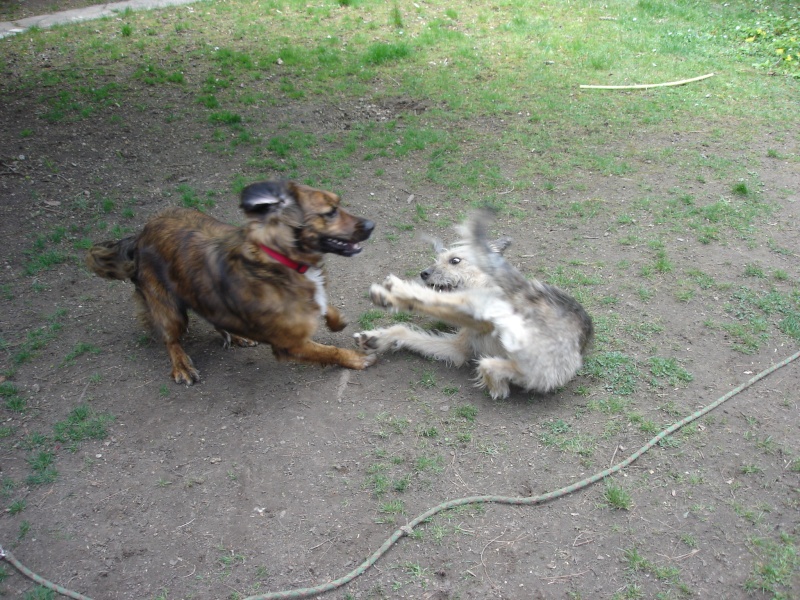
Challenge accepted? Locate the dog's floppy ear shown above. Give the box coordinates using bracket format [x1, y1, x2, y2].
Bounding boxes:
[240, 181, 295, 216]
[488, 237, 512, 254]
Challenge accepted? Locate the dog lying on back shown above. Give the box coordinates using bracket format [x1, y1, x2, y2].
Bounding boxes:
[86, 180, 376, 385]
[354, 211, 593, 399]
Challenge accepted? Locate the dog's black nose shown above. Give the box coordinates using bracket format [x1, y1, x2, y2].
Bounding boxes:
[420, 268, 430, 281]
[361, 219, 375, 235]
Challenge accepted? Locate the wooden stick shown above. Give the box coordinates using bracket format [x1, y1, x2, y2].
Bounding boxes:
[580, 72, 715, 90]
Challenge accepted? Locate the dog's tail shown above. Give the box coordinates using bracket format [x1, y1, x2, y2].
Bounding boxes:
[85, 236, 137, 281]
[459, 210, 528, 295]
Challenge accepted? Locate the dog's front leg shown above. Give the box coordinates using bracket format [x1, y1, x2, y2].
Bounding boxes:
[273, 341, 376, 370]
[324, 306, 348, 332]
[165, 340, 201, 385]
[369, 275, 440, 312]
[371, 275, 493, 333]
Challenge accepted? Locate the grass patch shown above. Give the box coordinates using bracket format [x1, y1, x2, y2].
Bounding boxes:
[603, 481, 633, 510]
[583, 352, 640, 395]
[648, 357, 693, 388]
[744, 533, 798, 597]
[53, 405, 114, 446]
[62, 342, 102, 366]
[12, 309, 67, 366]
[358, 309, 385, 330]
[539, 420, 595, 457]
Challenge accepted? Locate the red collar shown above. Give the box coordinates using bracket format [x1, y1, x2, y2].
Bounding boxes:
[259, 244, 310, 274]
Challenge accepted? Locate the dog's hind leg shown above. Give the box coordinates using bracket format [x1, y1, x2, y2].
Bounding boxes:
[354, 325, 471, 365]
[474, 357, 520, 399]
[273, 341, 377, 370]
[215, 328, 259, 349]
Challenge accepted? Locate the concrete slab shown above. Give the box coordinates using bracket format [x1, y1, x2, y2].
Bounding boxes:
[1, 0, 200, 39]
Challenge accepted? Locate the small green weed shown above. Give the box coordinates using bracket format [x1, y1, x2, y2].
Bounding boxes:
[62, 342, 102, 366]
[453, 404, 477, 422]
[603, 483, 633, 510]
[744, 533, 798, 597]
[540, 420, 595, 456]
[176, 184, 215, 210]
[390, 5, 403, 29]
[623, 545, 682, 585]
[587, 396, 629, 415]
[413, 454, 443, 473]
[363, 42, 411, 65]
[26, 450, 58, 486]
[740, 464, 763, 475]
[24, 248, 70, 275]
[218, 550, 245, 566]
[379, 499, 405, 514]
[13, 309, 67, 365]
[1, 381, 26, 412]
[418, 369, 436, 388]
[53, 405, 114, 444]
[18, 520, 31, 540]
[358, 309, 384, 330]
[21, 585, 55, 600]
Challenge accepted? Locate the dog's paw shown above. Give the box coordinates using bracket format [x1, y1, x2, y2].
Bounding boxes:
[359, 352, 378, 368]
[218, 329, 258, 349]
[325, 308, 348, 332]
[231, 335, 258, 348]
[354, 328, 405, 354]
[369, 283, 393, 308]
[381, 274, 403, 291]
[354, 331, 381, 352]
[172, 364, 201, 386]
[474, 363, 510, 400]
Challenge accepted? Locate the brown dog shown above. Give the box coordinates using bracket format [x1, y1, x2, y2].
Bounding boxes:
[86, 180, 376, 384]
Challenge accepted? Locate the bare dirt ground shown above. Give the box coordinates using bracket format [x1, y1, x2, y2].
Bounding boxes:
[1, 2, 799, 600]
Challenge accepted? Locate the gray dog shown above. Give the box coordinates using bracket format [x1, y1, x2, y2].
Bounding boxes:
[355, 211, 593, 399]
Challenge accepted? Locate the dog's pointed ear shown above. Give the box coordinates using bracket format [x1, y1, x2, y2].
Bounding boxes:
[488, 237, 512, 254]
[420, 233, 446, 254]
[240, 181, 295, 216]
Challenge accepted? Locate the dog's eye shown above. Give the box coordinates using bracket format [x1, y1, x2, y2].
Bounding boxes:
[325, 207, 339, 219]
[449, 257, 461, 265]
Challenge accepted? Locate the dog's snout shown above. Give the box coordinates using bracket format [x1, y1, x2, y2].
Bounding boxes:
[420, 268, 431, 281]
[361, 219, 376, 236]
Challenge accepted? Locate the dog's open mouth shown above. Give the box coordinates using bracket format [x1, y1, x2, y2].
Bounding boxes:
[428, 283, 455, 292]
[321, 236, 364, 257]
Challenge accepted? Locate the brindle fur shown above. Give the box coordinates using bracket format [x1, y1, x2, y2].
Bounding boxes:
[86, 180, 376, 385]
[355, 211, 593, 399]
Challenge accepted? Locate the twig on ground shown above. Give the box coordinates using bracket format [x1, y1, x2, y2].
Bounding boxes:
[540, 570, 589, 581]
